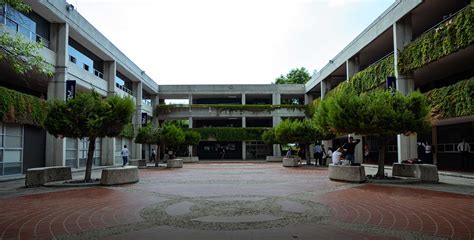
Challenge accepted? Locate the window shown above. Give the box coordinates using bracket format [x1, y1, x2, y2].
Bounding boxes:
[83, 64, 90, 72]
[69, 55, 76, 63]
[65, 138, 77, 168]
[0, 122, 23, 175]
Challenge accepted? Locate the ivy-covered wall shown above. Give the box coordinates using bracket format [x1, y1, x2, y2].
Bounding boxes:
[194, 127, 268, 141]
[399, 6, 474, 74]
[0, 86, 47, 127]
[156, 104, 306, 116]
[425, 77, 474, 120]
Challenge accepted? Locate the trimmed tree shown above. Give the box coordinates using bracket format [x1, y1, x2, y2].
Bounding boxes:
[314, 89, 431, 177]
[183, 130, 201, 157]
[269, 119, 331, 161]
[135, 124, 162, 166]
[160, 122, 185, 159]
[45, 92, 135, 181]
[274, 67, 311, 84]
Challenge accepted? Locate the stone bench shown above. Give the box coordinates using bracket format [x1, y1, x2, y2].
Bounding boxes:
[282, 157, 301, 167]
[100, 166, 139, 186]
[167, 159, 183, 168]
[328, 164, 366, 183]
[392, 163, 439, 183]
[266, 156, 283, 162]
[181, 157, 199, 163]
[129, 159, 147, 167]
[25, 166, 72, 187]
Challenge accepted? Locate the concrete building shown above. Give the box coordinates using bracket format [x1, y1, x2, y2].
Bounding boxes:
[0, 0, 472, 176]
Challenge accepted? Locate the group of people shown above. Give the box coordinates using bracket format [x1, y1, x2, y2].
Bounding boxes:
[330, 136, 361, 166]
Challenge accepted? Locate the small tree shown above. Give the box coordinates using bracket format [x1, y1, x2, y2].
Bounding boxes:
[183, 130, 201, 157]
[135, 124, 162, 166]
[161, 123, 185, 159]
[45, 92, 134, 181]
[269, 119, 331, 161]
[314, 89, 431, 177]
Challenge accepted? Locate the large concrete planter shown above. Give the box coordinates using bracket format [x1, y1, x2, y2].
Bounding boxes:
[266, 156, 283, 162]
[328, 164, 366, 183]
[392, 163, 439, 183]
[282, 157, 300, 167]
[25, 166, 72, 187]
[100, 166, 139, 186]
[167, 159, 184, 168]
[181, 157, 199, 163]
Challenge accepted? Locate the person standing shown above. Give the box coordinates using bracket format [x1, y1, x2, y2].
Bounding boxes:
[417, 142, 425, 162]
[423, 141, 432, 164]
[344, 136, 360, 165]
[326, 147, 333, 166]
[121, 145, 129, 166]
[151, 148, 156, 163]
[457, 138, 471, 169]
[313, 142, 325, 166]
[363, 144, 370, 163]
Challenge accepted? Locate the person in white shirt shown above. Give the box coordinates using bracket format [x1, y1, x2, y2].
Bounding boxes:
[121, 145, 129, 166]
[332, 147, 344, 165]
[457, 138, 471, 169]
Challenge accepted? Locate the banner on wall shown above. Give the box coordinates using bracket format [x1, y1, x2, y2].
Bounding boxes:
[66, 80, 76, 101]
[141, 113, 148, 125]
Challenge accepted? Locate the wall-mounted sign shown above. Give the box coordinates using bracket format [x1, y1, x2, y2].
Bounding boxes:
[66, 80, 76, 101]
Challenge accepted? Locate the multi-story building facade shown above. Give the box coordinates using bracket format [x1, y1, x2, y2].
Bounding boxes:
[0, 0, 472, 176]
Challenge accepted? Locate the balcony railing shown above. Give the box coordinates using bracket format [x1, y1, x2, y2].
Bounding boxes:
[0, 14, 50, 49]
[116, 83, 133, 96]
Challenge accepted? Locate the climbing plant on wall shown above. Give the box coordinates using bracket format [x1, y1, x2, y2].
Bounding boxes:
[398, 6, 474, 74]
[0, 86, 47, 127]
[425, 78, 474, 120]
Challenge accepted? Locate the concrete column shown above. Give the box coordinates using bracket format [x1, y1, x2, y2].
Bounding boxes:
[188, 116, 193, 157]
[100, 60, 117, 165]
[46, 23, 68, 167]
[346, 55, 360, 80]
[242, 93, 246, 105]
[188, 94, 193, 105]
[132, 81, 143, 159]
[353, 135, 363, 164]
[272, 116, 281, 157]
[320, 79, 331, 99]
[104, 61, 116, 97]
[272, 93, 281, 105]
[394, 14, 417, 162]
[152, 95, 160, 126]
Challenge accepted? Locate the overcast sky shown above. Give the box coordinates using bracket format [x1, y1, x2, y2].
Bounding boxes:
[73, 0, 394, 85]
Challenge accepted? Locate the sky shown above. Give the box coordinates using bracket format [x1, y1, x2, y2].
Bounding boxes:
[73, 0, 394, 85]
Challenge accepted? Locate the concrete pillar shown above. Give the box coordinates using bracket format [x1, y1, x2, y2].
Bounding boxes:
[394, 14, 417, 162]
[242, 93, 246, 105]
[188, 94, 193, 105]
[188, 116, 193, 157]
[272, 93, 281, 105]
[346, 55, 360, 80]
[272, 116, 281, 157]
[321, 79, 332, 151]
[152, 95, 160, 126]
[46, 23, 68, 167]
[320, 79, 331, 98]
[104, 61, 116, 97]
[242, 116, 246, 160]
[132, 81, 143, 159]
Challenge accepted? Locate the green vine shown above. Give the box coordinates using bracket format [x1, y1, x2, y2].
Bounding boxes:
[425, 77, 474, 120]
[0, 86, 47, 127]
[399, 6, 474, 74]
[156, 104, 306, 116]
[194, 127, 269, 141]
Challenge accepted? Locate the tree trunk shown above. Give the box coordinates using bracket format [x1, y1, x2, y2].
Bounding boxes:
[305, 144, 311, 164]
[85, 137, 96, 182]
[376, 137, 387, 177]
[155, 144, 161, 167]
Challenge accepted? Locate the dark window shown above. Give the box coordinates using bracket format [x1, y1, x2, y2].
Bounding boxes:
[83, 64, 90, 72]
[69, 55, 76, 63]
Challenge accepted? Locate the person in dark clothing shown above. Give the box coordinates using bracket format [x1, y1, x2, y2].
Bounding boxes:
[417, 142, 425, 162]
[344, 136, 360, 164]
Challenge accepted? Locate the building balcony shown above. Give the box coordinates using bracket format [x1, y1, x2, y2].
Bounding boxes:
[156, 104, 306, 119]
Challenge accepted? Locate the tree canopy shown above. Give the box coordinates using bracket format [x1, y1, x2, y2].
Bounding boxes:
[45, 92, 135, 181]
[274, 67, 311, 84]
[313, 88, 431, 176]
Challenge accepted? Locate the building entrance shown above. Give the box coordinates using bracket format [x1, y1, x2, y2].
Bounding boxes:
[197, 141, 242, 160]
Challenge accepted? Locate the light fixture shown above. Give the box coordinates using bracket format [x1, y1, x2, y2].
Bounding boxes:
[66, 3, 74, 12]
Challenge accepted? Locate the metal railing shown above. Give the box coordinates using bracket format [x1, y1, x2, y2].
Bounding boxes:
[422, 5, 469, 36]
[115, 83, 133, 96]
[0, 14, 50, 49]
[437, 142, 473, 153]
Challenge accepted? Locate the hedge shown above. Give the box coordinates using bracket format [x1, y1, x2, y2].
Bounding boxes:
[399, 6, 474, 74]
[0, 86, 47, 127]
[194, 127, 269, 141]
[425, 77, 474, 120]
[156, 104, 306, 115]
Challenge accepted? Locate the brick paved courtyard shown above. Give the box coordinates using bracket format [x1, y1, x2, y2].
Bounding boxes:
[0, 163, 473, 239]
